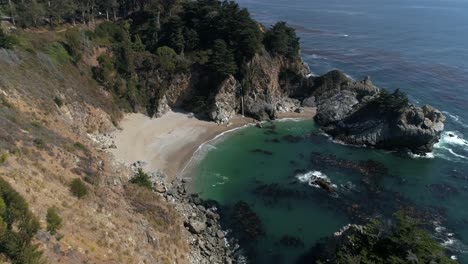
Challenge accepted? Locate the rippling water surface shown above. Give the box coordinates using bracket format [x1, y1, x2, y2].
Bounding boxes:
[190, 1, 468, 263]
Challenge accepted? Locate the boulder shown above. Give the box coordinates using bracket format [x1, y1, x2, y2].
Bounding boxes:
[186, 220, 207, 234]
[302, 96, 316, 107]
[209, 75, 238, 124]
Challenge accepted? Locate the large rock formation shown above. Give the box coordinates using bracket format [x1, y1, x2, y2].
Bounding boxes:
[209, 75, 238, 123]
[309, 70, 445, 154]
[150, 52, 445, 153]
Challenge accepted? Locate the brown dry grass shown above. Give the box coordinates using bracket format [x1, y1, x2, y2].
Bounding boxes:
[0, 29, 189, 263]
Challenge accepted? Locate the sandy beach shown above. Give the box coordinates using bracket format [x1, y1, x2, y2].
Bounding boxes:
[110, 108, 316, 179]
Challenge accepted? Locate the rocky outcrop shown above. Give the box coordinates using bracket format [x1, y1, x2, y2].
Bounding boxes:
[242, 52, 310, 121]
[209, 75, 238, 124]
[310, 70, 445, 154]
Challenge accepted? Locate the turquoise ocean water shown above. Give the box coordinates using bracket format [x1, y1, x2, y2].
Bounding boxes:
[188, 1, 468, 263]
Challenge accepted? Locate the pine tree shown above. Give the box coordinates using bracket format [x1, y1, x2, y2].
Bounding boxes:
[208, 39, 237, 76]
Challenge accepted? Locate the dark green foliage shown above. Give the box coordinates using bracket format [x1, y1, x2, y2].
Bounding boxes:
[53, 97, 63, 107]
[208, 39, 237, 76]
[63, 29, 84, 64]
[46, 207, 62, 235]
[33, 138, 45, 149]
[129, 168, 153, 190]
[155, 46, 178, 72]
[0, 177, 43, 264]
[264, 21, 300, 59]
[314, 212, 456, 264]
[373, 88, 409, 117]
[0, 28, 17, 49]
[70, 178, 88, 198]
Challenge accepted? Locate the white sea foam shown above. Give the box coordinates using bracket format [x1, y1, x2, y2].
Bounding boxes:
[442, 111, 468, 128]
[409, 152, 435, 159]
[432, 131, 468, 162]
[434, 222, 468, 254]
[344, 73, 355, 81]
[296, 171, 337, 189]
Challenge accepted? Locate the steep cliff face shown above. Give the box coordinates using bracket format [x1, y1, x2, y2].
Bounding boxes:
[208, 75, 238, 123]
[203, 52, 310, 123]
[311, 71, 445, 154]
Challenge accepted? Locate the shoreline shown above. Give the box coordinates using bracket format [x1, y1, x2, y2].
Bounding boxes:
[109, 108, 316, 180]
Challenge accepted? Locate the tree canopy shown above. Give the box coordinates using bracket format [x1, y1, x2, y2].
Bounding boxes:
[0, 177, 42, 264]
[264, 21, 300, 59]
[306, 212, 457, 264]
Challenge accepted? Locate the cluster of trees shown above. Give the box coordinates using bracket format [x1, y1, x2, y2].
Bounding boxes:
[1, 0, 178, 27]
[2, 0, 302, 116]
[373, 88, 409, 117]
[0, 177, 43, 263]
[305, 212, 456, 264]
[88, 0, 300, 115]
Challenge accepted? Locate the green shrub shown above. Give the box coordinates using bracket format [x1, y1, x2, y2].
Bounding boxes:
[73, 142, 88, 152]
[129, 168, 153, 190]
[156, 46, 177, 72]
[63, 29, 84, 64]
[0, 153, 8, 165]
[46, 42, 72, 65]
[0, 177, 43, 263]
[70, 178, 88, 198]
[0, 27, 17, 49]
[53, 96, 64, 107]
[0, 95, 14, 109]
[46, 207, 62, 235]
[33, 138, 45, 148]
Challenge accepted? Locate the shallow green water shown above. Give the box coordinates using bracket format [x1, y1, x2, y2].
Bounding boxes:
[188, 119, 468, 263]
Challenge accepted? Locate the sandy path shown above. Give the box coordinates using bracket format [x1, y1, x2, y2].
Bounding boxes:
[110, 108, 316, 179]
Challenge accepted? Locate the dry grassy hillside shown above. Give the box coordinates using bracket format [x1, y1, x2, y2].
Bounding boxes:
[0, 26, 189, 264]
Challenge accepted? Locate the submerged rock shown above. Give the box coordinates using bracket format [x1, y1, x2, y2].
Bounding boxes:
[232, 201, 265, 240]
[279, 235, 305, 248]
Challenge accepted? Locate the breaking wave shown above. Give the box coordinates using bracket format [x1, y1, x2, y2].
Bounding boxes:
[295, 171, 337, 189]
[433, 131, 468, 162]
[442, 111, 468, 128]
[434, 222, 468, 256]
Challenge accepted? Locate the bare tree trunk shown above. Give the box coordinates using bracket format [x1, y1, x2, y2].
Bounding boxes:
[8, 0, 15, 25]
[156, 10, 160, 30]
[112, 8, 117, 21]
[82, 10, 86, 24]
[106, 9, 109, 21]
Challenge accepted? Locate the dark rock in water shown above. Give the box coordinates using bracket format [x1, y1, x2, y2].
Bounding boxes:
[253, 183, 308, 201]
[250, 149, 273, 155]
[265, 138, 281, 143]
[310, 70, 445, 154]
[427, 183, 459, 199]
[312, 178, 335, 193]
[255, 123, 263, 128]
[265, 123, 276, 130]
[278, 235, 305, 248]
[310, 152, 388, 179]
[232, 201, 265, 240]
[264, 130, 278, 135]
[282, 135, 304, 143]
